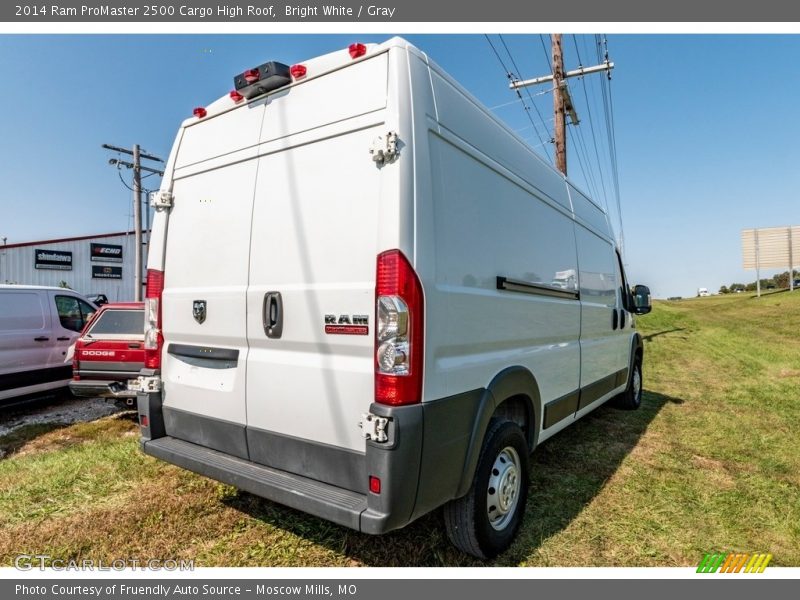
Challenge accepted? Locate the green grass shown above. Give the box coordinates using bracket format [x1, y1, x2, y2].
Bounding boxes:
[0, 291, 798, 566]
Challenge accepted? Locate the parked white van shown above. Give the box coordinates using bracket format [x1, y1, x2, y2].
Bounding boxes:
[137, 38, 652, 558]
[0, 285, 96, 403]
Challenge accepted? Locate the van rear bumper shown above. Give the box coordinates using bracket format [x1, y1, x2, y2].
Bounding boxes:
[138, 385, 486, 535]
[143, 436, 368, 530]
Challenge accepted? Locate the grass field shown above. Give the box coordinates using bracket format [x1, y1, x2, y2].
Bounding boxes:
[1, 291, 798, 567]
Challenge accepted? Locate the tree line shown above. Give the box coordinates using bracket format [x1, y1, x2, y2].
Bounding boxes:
[719, 270, 799, 294]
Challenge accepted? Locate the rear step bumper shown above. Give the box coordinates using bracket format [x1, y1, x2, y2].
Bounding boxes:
[70, 379, 136, 398]
[143, 436, 367, 530]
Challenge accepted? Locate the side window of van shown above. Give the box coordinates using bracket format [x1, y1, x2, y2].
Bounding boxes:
[55, 296, 95, 332]
[0, 292, 46, 331]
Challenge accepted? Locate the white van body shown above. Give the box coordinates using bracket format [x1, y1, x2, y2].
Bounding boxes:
[0, 285, 96, 403]
[138, 38, 646, 558]
[698, 288, 710, 297]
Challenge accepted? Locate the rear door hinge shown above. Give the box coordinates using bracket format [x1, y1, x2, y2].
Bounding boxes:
[359, 413, 390, 443]
[150, 190, 174, 209]
[369, 131, 399, 165]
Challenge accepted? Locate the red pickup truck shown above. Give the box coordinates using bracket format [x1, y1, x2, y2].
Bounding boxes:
[69, 302, 144, 406]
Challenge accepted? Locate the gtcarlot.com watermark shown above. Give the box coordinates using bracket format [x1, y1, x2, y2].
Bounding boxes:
[14, 554, 194, 571]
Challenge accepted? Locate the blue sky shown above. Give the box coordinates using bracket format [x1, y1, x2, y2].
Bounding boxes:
[0, 34, 798, 297]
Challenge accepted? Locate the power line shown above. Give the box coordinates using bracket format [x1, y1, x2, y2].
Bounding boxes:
[499, 35, 555, 161]
[484, 34, 552, 162]
[571, 34, 610, 212]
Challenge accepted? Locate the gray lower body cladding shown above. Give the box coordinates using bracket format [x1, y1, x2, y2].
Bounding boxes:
[138, 388, 484, 534]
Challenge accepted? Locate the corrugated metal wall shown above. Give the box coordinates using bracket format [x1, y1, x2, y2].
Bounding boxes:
[0, 234, 138, 301]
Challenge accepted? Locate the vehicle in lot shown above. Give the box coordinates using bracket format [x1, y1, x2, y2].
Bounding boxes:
[698, 288, 710, 297]
[137, 37, 652, 558]
[0, 285, 96, 404]
[69, 302, 144, 406]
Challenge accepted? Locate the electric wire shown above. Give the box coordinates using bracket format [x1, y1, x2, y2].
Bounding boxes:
[484, 34, 552, 162]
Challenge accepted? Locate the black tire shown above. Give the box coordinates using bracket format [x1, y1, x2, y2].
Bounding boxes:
[443, 420, 529, 559]
[611, 355, 642, 410]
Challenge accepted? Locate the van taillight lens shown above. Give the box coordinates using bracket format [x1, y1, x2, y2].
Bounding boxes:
[349, 43, 367, 59]
[243, 68, 260, 83]
[375, 250, 424, 406]
[144, 269, 165, 370]
[290, 64, 307, 79]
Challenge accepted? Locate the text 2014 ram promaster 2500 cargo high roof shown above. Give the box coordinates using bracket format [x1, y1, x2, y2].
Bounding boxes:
[135, 38, 652, 559]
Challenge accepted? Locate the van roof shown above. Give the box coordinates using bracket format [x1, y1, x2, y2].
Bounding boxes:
[0, 284, 86, 292]
[182, 36, 607, 219]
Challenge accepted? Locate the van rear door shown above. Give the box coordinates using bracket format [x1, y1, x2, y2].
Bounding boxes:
[160, 102, 265, 458]
[244, 55, 388, 490]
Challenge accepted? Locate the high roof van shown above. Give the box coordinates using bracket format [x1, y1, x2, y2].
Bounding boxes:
[0, 285, 97, 404]
[136, 37, 652, 558]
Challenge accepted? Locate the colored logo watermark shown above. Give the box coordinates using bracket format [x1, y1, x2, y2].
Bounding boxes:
[697, 552, 772, 573]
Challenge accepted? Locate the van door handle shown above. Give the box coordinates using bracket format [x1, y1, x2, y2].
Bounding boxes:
[263, 292, 283, 339]
[34, 336, 50, 342]
[611, 309, 618, 330]
[57, 337, 70, 341]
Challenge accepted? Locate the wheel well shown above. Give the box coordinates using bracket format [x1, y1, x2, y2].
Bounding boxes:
[493, 395, 534, 451]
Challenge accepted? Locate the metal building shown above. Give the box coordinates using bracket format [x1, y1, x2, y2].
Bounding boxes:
[0, 231, 138, 301]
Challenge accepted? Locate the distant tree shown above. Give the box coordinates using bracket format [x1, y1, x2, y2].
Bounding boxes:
[729, 283, 746, 292]
[719, 285, 730, 294]
[57, 280, 72, 289]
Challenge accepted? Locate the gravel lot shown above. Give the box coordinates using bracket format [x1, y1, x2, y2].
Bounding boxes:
[0, 394, 125, 438]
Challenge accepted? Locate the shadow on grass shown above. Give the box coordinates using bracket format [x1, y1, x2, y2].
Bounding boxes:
[0, 422, 69, 458]
[643, 328, 685, 341]
[222, 389, 684, 567]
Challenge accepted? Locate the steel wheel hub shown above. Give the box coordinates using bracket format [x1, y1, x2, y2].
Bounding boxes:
[486, 446, 521, 531]
[633, 367, 642, 398]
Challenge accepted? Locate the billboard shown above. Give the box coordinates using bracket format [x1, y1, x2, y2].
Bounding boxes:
[741, 226, 800, 269]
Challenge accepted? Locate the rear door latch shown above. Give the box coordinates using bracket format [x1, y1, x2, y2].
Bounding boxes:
[359, 413, 390, 443]
[369, 131, 398, 165]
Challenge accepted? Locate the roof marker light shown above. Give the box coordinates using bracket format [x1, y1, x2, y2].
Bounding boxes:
[193, 107, 207, 118]
[290, 64, 307, 79]
[348, 43, 367, 59]
[243, 68, 260, 83]
[229, 90, 244, 103]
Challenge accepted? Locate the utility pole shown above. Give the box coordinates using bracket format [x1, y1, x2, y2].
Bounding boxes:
[510, 35, 614, 177]
[552, 34, 567, 175]
[103, 143, 164, 302]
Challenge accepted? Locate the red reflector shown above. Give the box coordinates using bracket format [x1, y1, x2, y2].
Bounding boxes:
[369, 476, 381, 494]
[193, 107, 207, 118]
[140, 415, 149, 427]
[290, 64, 307, 79]
[348, 43, 367, 59]
[243, 68, 260, 83]
[229, 90, 244, 103]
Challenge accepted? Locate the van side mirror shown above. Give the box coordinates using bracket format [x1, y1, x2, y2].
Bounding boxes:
[631, 285, 652, 315]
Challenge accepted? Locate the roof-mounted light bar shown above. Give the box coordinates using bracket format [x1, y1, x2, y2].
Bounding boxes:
[233, 61, 292, 100]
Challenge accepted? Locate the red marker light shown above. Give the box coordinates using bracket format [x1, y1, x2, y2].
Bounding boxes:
[229, 90, 244, 103]
[348, 43, 367, 59]
[369, 476, 381, 494]
[290, 64, 307, 79]
[243, 68, 260, 83]
[193, 107, 207, 118]
[140, 414, 149, 427]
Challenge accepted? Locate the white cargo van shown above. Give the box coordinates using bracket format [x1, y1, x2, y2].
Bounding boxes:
[137, 38, 652, 558]
[0, 285, 96, 403]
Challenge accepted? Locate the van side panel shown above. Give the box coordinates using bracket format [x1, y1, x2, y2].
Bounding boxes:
[426, 131, 581, 410]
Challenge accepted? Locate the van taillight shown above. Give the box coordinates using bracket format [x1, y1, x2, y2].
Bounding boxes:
[375, 250, 424, 406]
[72, 352, 80, 380]
[144, 269, 165, 370]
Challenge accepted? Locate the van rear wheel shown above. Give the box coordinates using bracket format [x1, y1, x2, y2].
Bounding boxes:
[443, 420, 529, 559]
